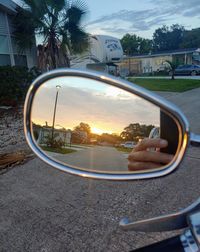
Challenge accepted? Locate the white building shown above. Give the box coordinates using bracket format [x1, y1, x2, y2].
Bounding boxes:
[0, 0, 36, 68]
[37, 127, 72, 146]
[120, 48, 200, 75]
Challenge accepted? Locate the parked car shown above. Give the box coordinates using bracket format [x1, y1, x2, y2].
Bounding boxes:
[124, 141, 136, 148]
[173, 64, 200, 76]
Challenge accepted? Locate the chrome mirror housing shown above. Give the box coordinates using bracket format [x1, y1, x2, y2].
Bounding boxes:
[24, 69, 190, 180]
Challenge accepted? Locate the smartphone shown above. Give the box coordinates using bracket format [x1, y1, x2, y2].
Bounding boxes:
[160, 111, 179, 155]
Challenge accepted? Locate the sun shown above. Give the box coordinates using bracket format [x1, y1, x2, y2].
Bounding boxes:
[91, 127, 105, 135]
[91, 127, 113, 135]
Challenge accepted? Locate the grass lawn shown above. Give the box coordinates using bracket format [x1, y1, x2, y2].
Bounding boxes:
[41, 146, 76, 154]
[115, 146, 132, 153]
[69, 144, 94, 149]
[128, 78, 200, 92]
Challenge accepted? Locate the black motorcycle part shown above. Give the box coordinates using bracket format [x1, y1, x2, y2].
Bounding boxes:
[131, 235, 184, 252]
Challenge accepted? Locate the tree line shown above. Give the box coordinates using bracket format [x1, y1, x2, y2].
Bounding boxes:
[72, 122, 155, 144]
[121, 24, 200, 56]
[13, 2, 200, 70]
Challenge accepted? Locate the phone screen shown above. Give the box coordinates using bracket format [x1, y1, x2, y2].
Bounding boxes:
[160, 111, 179, 155]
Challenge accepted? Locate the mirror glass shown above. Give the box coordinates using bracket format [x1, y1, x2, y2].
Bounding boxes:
[31, 76, 180, 173]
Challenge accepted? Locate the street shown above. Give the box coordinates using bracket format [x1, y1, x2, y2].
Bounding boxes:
[47, 146, 128, 172]
[0, 88, 200, 251]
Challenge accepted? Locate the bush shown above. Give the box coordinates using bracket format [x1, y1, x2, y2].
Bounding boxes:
[153, 70, 169, 76]
[46, 136, 65, 149]
[0, 66, 41, 106]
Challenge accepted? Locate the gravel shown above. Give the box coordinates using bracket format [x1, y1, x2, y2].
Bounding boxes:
[0, 107, 28, 153]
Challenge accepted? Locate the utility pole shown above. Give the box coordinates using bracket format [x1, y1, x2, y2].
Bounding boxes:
[51, 85, 61, 143]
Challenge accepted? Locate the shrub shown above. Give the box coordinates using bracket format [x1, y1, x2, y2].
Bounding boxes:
[46, 135, 65, 149]
[0, 66, 41, 106]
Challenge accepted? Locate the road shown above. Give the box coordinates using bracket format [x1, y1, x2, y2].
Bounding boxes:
[47, 146, 128, 172]
[0, 88, 200, 251]
[157, 87, 200, 134]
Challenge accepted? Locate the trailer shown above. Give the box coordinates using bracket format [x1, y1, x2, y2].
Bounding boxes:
[71, 35, 123, 75]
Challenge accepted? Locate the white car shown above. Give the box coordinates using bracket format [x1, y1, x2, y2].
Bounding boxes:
[124, 141, 135, 148]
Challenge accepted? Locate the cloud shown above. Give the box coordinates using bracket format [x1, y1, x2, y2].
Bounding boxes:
[149, 0, 200, 17]
[32, 83, 159, 133]
[86, 0, 200, 38]
[86, 8, 173, 37]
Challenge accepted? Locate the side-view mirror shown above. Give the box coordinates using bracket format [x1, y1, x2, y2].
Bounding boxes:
[24, 69, 199, 180]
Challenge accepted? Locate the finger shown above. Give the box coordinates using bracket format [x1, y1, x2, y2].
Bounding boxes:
[128, 161, 162, 171]
[128, 151, 174, 164]
[133, 138, 168, 152]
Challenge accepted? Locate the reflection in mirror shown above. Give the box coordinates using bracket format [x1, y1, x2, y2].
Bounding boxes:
[31, 77, 179, 173]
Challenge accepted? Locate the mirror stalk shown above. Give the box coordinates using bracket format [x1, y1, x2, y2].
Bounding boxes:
[120, 197, 200, 232]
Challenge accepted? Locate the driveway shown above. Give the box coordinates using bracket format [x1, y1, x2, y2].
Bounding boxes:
[156, 87, 200, 134]
[1, 88, 200, 251]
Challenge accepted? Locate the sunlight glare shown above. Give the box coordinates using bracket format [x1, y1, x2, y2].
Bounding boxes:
[91, 127, 113, 135]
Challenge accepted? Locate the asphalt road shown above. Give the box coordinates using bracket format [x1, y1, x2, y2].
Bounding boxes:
[157, 87, 200, 134]
[47, 146, 128, 172]
[1, 88, 200, 252]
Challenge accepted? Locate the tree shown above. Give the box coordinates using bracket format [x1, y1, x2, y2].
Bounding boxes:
[121, 34, 139, 55]
[153, 24, 185, 52]
[121, 33, 152, 55]
[138, 37, 152, 54]
[98, 133, 122, 145]
[165, 60, 179, 80]
[120, 123, 154, 141]
[13, 0, 89, 70]
[74, 122, 91, 135]
[180, 28, 200, 49]
[72, 122, 91, 144]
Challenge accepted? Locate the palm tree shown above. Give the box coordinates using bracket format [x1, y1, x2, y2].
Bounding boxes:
[13, 0, 89, 70]
[165, 60, 179, 80]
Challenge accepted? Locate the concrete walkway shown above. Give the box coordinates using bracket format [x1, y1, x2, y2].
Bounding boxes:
[156, 87, 200, 134]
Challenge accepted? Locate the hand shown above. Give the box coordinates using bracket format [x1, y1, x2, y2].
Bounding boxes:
[128, 138, 174, 171]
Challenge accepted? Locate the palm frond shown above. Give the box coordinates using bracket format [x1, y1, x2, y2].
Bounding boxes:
[14, 0, 89, 69]
[69, 25, 89, 53]
[45, 0, 65, 12]
[165, 60, 179, 70]
[12, 7, 36, 52]
[64, 0, 88, 25]
[21, 0, 48, 19]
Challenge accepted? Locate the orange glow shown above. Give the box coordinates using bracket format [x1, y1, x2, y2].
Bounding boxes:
[91, 127, 113, 135]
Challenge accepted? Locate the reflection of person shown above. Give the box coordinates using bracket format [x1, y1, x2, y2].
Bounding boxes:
[128, 138, 174, 171]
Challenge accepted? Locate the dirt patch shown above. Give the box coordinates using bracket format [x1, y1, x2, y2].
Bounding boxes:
[0, 107, 34, 173]
[0, 106, 28, 153]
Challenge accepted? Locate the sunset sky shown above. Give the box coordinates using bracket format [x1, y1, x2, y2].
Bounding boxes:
[85, 0, 200, 39]
[15, 0, 200, 39]
[31, 76, 160, 135]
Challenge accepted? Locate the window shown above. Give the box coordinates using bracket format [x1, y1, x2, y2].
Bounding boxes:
[14, 55, 27, 67]
[0, 11, 7, 34]
[0, 35, 9, 54]
[0, 54, 11, 66]
[11, 37, 22, 54]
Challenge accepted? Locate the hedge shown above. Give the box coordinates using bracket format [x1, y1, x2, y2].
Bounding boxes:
[0, 66, 41, 106]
